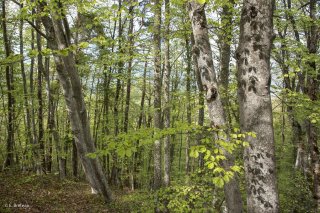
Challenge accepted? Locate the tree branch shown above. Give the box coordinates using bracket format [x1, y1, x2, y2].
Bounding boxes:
[10, 0, 49, 40]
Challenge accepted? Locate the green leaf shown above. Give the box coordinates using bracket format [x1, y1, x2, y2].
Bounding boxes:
[208, 162, 214, 169]
[212, 177, 224, 188]
[86, 153, 97, 159]
[231, 165, 241, 173]
[197, 0, 207, 4]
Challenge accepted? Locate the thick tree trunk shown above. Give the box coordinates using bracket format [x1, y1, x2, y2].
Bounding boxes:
[236, 0, 279, 212]
[163, 0, 171, 187]
[40, 1, 112, 202]
[188, 2, 243, 212]
[153, 0, 162, 190]
[2, 0, 15, 168]
[306, 0, 320, 209]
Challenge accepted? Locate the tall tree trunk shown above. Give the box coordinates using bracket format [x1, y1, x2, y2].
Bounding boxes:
[124, 1, 135, 133]
[45, 56, 53, 173]
[218, 1, 234, 127]
[190, 33, 204, 168]
[2, 0, 15, 168]
[185, 37, 192, 175]
[188, 2, 243, 212]
[306, 0, 320, 209]
[163, 0, 171, 187]
[72, 138, 78, 178]
[153, 0, 162, 190]
[111, 0, 124, 186]
[236, 0, 279, 211]
[36, 18, 46, 173]
[30, 27, 38, 170]
[39, 1, 112, 202]
[19, 4, 32, 170]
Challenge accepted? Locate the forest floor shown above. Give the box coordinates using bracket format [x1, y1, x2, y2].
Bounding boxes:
[0, 171, 152, 213]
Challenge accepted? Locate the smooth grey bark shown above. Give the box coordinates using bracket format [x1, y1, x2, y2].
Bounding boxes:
[153, 0, 162, 190]
[163, 0, 171, 187]
[188, 2, 243, 213]
[39, 1, 112, 202]
[236, 0, 279, 212]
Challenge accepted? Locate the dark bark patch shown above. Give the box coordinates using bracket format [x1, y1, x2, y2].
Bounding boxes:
[249, 66, 256, 73]
[206, 58, 213, 68]
[253, 43, 262, 51]
[244, 48, 250, 55]
[250, 21, 258, 31]
[206, 86, 218, 102]
[254, 34, 261, 42]
[248, 76, 258, 93]
[244, 58, 248, 65]
[259, 51, 265, 59]
[250, 6, 258, 18]
[193, 46, 200, 56]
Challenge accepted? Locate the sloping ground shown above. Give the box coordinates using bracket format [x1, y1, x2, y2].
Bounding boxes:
[0, 172, 151, 213]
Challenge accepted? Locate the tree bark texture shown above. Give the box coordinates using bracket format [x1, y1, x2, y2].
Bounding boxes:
[153, 0, 162, 190]
[2, 0, 15, 168]
[236, 0, 279, 212]
[163, 0, 171, 187]
[39, 1, 112, 202]
[188, 2, 243, 212]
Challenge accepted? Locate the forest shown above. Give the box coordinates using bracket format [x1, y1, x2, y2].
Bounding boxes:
[0, 0, 319, 212]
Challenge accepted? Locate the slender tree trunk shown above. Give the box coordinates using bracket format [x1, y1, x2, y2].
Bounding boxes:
[188, 2, 243, 212]
[44, 56, 53, 173]
[40, 0, 113, 202]
[190, 33, 204, 168]
[72, 138, 78, 177]
[111, 0, 124, 186]
[19, 5, 32, 170]
[185, 37, 192, 175]
[36, 18, 46, 173]
[236, 0, 279, 211]
[218, 1, 234, 127]
[2, 0, 15, 168]
[124, 1, 135, 133]
[163, 0, 171, 187]
[153, 0, 162, 190]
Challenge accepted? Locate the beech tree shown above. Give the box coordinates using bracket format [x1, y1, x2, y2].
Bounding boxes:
[236, 0, 279, 211]
[38, 0, 113, 202]
[153, 0, 162, 190]
[188, 1, 243, 212]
